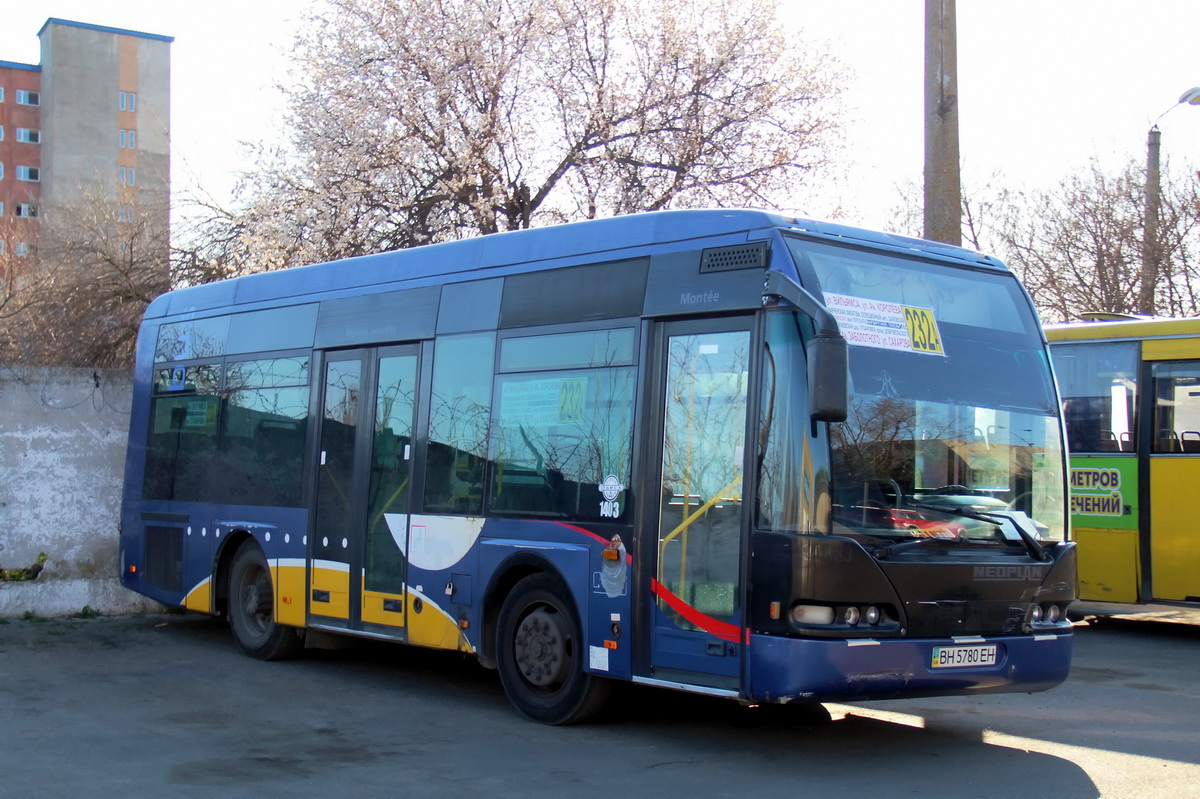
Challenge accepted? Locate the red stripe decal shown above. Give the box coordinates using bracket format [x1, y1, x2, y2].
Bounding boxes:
[544, 521, 609, 546]
[651, 578, 742, 642]
[540, 521, 634, 564]
[536, 523, 745, 644]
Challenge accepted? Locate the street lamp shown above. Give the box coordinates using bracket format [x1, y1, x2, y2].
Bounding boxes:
[1139, 88, 1200, 315]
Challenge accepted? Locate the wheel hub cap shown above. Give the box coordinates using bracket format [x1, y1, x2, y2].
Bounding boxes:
[514, 608, 564, 687]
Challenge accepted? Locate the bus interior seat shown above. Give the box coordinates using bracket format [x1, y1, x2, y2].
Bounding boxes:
[1158, 430, 1182, 452]
[1182, 431, 1200, 453]
[1120, 431, 1134, 451]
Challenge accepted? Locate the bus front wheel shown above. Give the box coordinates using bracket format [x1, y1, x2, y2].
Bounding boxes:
[496, 573, 609, 724]
[228, 541, 302, 661]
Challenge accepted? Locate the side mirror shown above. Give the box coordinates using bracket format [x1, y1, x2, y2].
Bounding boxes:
[807, 333, 849, 422]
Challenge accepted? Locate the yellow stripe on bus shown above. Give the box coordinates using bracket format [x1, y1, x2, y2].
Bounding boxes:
[184, 577, 212, 613]
[407, 587, 474, 653]
[273, 561, 307, 627]
[310, 563, 351, 619]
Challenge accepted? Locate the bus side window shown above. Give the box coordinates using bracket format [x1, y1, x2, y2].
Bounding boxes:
[424, 333, 495, 514]
[488, 367, 634, 520]
[1052, 342, 1138, 454]
[219, 386, 308, 506]
[486, 327, 637, 521]
[143, 364, 222, 502]
[757, 310, 829, 533]
[1151, 362, 1200, 454]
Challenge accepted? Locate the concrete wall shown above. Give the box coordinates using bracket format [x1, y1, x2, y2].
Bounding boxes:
[0, 366, 160, 617]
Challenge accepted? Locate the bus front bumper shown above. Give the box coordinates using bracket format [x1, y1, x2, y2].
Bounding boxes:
[746, 630, 1073, 704]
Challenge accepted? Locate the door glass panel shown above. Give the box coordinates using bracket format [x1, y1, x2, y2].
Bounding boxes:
[315, 359, 361, 565]
[658, 330, 750, 628]
[365, 354, 417, 594]
[1149, 360, 1200, 601]
[1152, 362, 1200, 452]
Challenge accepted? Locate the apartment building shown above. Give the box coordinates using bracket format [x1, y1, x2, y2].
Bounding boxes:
[0, 18, 172, 264]
[0, 58, 41, 259]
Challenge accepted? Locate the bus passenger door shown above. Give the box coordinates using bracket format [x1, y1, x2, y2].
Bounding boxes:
[648, 320, 751, 690]
[360, 348, 420, 633]
[311, 346, 419, 633]
[1147, 360, 1200, 602]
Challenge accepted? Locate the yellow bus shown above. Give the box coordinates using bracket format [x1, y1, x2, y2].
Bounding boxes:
[1047, 317, 1200, 605]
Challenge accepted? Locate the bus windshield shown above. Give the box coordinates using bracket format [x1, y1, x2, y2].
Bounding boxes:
[788, 237, 1067, 545]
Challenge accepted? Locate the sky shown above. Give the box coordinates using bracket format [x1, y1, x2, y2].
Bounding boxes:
[2, 1, 1199, 234]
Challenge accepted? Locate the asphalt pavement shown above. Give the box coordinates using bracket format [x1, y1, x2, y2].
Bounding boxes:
[1, 609, 1198, 798]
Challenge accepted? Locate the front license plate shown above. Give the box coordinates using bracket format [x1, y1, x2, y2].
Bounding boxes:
[931, 644, 998, 669]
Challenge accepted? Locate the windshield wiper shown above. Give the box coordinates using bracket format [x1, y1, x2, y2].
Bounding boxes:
[872, 536, 980, 559]
[977, 511, 1052, 562]
[901, 502, 1051, 562]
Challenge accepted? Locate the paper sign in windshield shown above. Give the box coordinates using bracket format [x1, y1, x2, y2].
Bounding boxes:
[824, 293, 945, 356]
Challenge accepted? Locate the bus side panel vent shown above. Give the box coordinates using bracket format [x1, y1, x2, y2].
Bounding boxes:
[699, 242, 769, 274]
[143, 525, 184, 593]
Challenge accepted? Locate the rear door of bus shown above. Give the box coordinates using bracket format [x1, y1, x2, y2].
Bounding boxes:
[310, 345, 421, 633]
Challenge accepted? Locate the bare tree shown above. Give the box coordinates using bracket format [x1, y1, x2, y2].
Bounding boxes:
[217, 0, 846, 270]
[0, 220, 49, 331]
[0, 187, 170, 368]
[172, 196, 261, 288]
[994, 159, 1200, 323]
[889, 172, 1012, 252]
[889, 160, 1200, 324]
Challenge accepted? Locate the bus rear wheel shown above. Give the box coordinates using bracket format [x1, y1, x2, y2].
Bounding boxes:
[228, 541, 302, 660]
[496, 573, 609, 724]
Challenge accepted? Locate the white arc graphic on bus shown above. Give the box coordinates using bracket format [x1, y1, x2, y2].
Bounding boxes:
[384, 514, 483, 571]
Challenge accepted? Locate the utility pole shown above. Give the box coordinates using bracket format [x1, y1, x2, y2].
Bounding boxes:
[1139, 89, 1200, 316]
[1139, 127, 1162, 315]
[923, 0, 961, 245]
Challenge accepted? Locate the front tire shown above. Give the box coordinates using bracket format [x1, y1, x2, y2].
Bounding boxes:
[228, 541, 302, 660]
[496, 573, 609, 724]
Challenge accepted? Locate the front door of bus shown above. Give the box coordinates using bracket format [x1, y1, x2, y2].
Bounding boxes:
[310, 346, 419, 633]
[1147, 360, 1200, 602]
[649, 319, 750, 689]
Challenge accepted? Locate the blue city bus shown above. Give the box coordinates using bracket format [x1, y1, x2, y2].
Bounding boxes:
[119, 209, 1075, 723]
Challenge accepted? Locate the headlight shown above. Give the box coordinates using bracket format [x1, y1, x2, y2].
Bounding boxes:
[843, 606, 861, 626]
[1046, 604, 1061, 623]
[1030, 604, 1043, 622]
[791, 604, 835, 625]
[864, 605, 881, 625]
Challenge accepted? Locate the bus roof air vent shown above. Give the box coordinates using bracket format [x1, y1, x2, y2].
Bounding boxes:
[699, 241, 769, 274]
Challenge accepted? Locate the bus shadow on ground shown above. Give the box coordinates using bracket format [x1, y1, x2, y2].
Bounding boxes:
[582, 687, 1099, 798]
[2, 613, 1101, 798]
[288, 628, 1100, 798]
